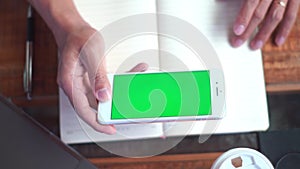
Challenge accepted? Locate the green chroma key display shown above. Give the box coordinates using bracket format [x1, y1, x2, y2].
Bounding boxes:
[111, 70, 211, 119]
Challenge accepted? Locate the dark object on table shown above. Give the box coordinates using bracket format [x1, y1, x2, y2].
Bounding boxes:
[275, 153, 300, 169]
[0, 95, 97, 169]
[258, 129, 300, 167]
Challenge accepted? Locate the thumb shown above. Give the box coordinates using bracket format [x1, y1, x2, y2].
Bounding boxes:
[79, 31, 111, 102]
[94, 63, 111, 102]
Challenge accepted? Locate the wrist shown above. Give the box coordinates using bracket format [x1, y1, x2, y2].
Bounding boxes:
[49, 3, 89, 48]
[29, 0, 90, 48]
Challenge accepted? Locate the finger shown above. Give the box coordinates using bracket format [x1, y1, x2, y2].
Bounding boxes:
[57, 49, 80, 106]
[73, 81, 116, 134]
[78, 32, 111, 102]
[80, 105, 116, 134]
[60, 61, 116, 134]
[94, 61, 112, 103]
[83, 73, 98, 109]
[250, 0, 288, 50]
[233, 0, 260, 36]
[57, 66, 73, 103]
[127, 63, 149, 72]
[231, 0, 272, 47]
[275, 0, 299, 45]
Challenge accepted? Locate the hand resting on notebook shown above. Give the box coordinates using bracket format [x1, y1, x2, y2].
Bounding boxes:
[231, 0, 299, 50]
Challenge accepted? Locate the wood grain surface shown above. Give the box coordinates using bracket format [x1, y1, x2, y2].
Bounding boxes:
[262, 9, 300, 92]
[88, 153, 223, 169]
[0, 1, 58, 107]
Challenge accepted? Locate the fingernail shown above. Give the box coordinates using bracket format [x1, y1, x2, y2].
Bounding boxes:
[234, 39, 244, 47]
[138, 63, 148, 72]
[141, 66, 148, 72]
[97, 88, 111, 102]
[252, 40, 263, 50]
[276, 36, 285, 46]
[234, 24, 245, 35]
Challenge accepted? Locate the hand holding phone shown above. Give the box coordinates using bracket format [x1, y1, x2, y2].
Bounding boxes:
[98, 70, 225, 124]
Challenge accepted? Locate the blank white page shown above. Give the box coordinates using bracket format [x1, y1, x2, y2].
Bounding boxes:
[157, 0, 269, 135]
[73, 0, 160, 73]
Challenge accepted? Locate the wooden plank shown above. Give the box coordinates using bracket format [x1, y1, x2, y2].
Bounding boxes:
[88, 152, 222, 169]
[0, 0, 58, 106]
[263, 52, 300, 84]
[0, 0, 27, 97]
[266, 83, 300, 93]
[262, 9, 300, 92]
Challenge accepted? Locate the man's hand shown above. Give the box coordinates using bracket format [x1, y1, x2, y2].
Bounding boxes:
[231, 0, 300, 50]
[57, 26, 148, 134]
[28, 0, 148, 134]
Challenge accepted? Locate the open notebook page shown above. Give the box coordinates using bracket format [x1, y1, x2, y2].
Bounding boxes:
[60, 0, 163, 144]
[157, 0, 269, 136]
[73, 0, 160, 73]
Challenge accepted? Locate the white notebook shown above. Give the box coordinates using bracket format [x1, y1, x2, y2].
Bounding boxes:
[60, 0, 269, 144]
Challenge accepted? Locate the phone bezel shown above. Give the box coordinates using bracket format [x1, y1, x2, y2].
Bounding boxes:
[97, 70, 225, 124]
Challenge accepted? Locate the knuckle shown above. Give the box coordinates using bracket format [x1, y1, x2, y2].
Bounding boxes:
[248, 0, 259, 5]
[94, 72, 109, 90]
[253, 10, 265, 21]
[272, 9, 284, 22]
[57, 75, 65, 88]
[95, 72, 106, 83]
[59, 78, 69, 91]
[57, 73, 72, 91]
[264, 0, 273, 4]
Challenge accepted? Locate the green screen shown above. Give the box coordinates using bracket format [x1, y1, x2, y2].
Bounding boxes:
[111, 70, 211, 119]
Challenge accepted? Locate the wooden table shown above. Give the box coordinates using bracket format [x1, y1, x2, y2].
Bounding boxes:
[88, 153, 223, 169]
[263, 19, 300, 93]
[0, 1, 299, 168]
[1, 1, 299, 108]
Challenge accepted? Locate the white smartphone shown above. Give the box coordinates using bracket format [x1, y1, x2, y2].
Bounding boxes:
[97, 70, 225, 124]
